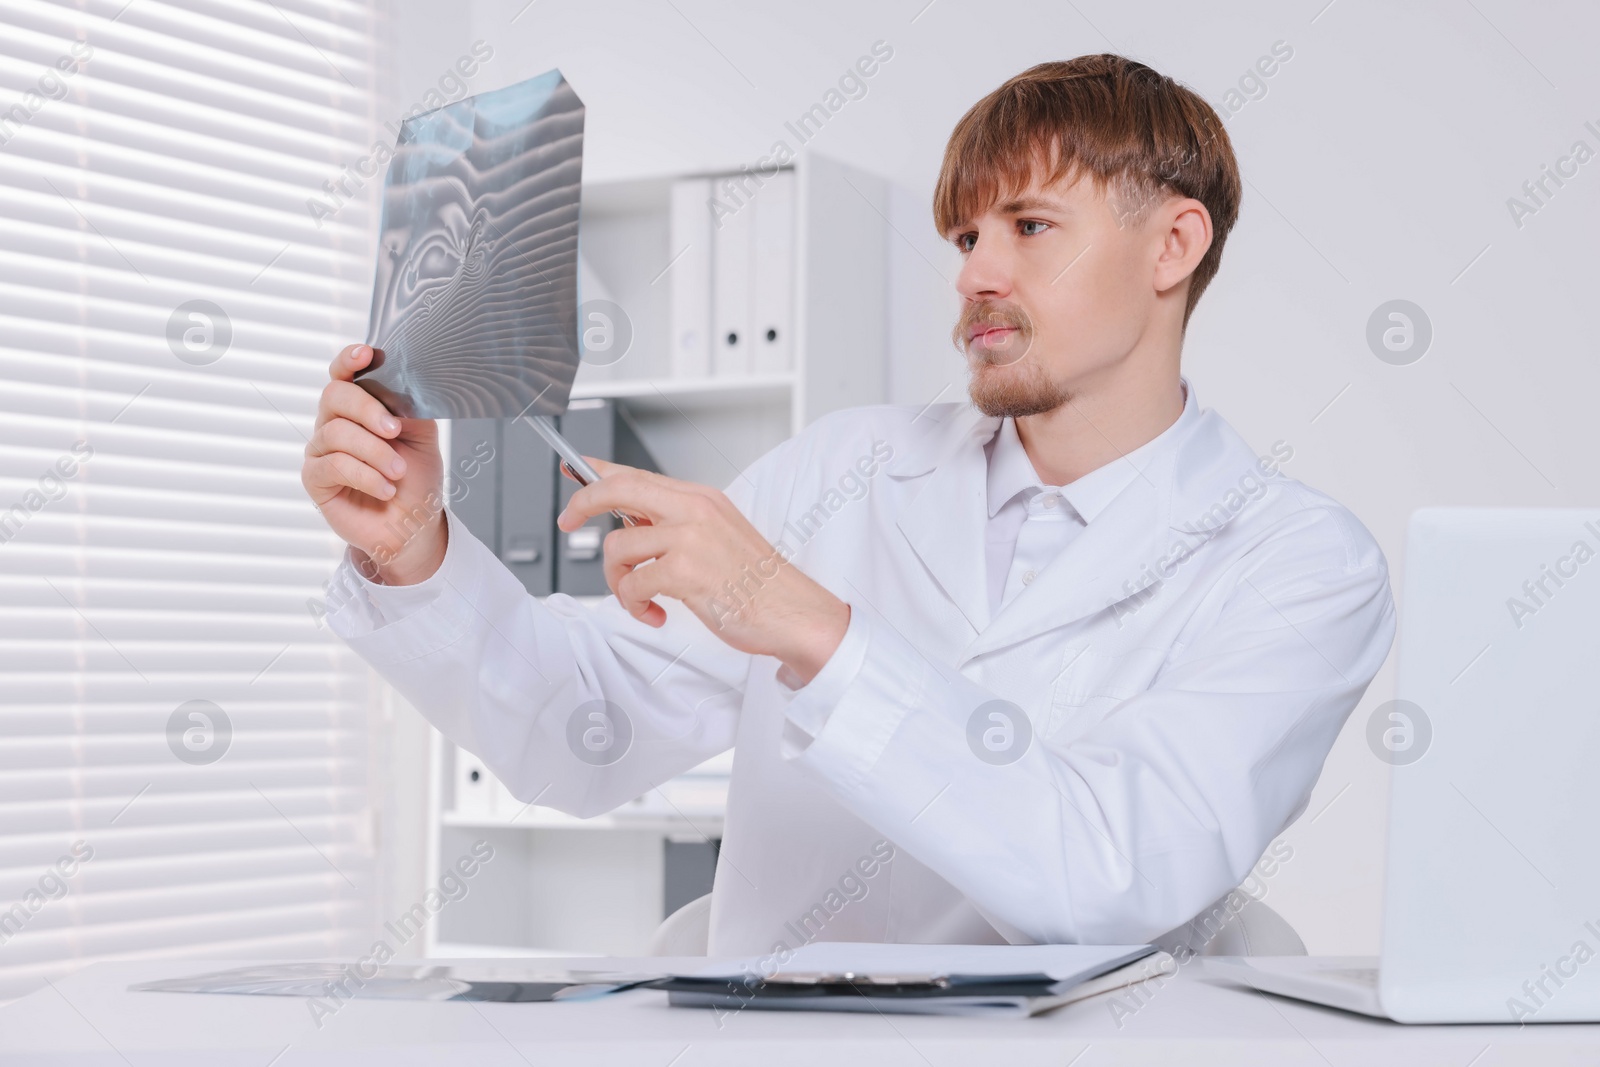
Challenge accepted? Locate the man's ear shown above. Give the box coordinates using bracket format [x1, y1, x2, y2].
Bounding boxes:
[1152, 197, 1213, 295]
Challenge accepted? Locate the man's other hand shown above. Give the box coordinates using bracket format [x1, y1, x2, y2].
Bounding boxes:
[558, 459, 850, 685]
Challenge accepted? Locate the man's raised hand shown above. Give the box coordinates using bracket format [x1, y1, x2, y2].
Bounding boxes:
[300, 344, 447, 585]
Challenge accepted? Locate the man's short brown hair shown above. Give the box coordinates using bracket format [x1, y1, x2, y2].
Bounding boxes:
[934, 54, 1242, 329]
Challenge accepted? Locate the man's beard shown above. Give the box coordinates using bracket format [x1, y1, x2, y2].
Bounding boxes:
[953, 299, 1069, 418]
[968, 355, 1071, 418]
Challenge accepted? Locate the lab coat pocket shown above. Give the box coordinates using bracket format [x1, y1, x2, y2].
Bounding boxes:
[1046, 645, 1163, 737]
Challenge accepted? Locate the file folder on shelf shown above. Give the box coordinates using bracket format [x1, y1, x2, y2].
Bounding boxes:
[710, 178, 754, 376]
[553, 398, 662, 596]
[446, 416, 502, 564]
[750, 169, 795, 374]
[672, 169, 796, 380]
[451, 747, 520, 821]
[447, 418, 557, 597]
[668, 177, 713, 378]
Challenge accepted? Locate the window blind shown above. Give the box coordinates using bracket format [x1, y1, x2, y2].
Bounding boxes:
[0, 0, 379, 1000]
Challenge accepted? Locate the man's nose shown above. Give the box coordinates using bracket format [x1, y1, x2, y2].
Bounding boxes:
[955, 231, 1013, 302]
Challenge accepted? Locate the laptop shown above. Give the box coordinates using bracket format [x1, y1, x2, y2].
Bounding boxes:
[1205, 508, 1600, 1024]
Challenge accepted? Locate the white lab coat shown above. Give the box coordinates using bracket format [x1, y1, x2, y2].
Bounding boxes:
[326, 382, 1396, 954]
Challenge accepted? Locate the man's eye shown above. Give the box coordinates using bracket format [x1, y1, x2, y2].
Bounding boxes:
[956, 233, 976, 252]
[1020, 219, 1049, 236]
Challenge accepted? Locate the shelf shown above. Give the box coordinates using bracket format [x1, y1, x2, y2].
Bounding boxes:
[442, 808, 724, 837]
[569, 373, 794, 414]
[422, 151, 893, 961]
[443, 770, 729, 835]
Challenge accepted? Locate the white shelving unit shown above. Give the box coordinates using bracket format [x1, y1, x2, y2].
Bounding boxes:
[422, 149, 896, 957]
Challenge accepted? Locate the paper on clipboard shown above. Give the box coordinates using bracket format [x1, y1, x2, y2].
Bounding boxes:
[662, 942, 1174, 1017]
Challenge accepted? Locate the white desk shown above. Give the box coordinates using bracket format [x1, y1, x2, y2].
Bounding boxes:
[5, 957, 1599, 1066]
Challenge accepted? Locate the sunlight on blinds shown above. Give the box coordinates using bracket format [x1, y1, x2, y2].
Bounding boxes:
[0, 0, 379, 1000]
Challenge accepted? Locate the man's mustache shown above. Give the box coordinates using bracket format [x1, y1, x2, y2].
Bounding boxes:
[952, 302, 1034, 359]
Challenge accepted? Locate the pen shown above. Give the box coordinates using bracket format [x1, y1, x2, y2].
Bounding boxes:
[523, 414, 642, 527]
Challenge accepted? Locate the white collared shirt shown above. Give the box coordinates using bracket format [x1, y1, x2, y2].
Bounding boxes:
[984, 382, 1196, 618]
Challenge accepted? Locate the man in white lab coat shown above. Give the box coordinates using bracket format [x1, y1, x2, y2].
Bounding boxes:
[303, 55, 1395, 955]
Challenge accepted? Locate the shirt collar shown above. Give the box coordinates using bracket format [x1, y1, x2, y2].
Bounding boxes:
[985, 377, 1198, 521]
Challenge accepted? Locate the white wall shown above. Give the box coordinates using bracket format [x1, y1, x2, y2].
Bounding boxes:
[387, 0, 1600, 954]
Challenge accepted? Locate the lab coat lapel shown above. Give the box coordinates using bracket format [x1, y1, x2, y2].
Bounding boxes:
[958, 408, 1263, 664]
[891, 405, 1001, 635]
[959, 458, 1171, 663]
